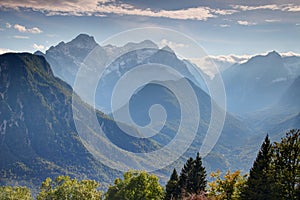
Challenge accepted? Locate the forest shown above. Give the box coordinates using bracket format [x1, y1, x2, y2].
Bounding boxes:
[0, 129, 299, 200]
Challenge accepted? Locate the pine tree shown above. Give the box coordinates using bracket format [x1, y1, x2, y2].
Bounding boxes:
[165, 169, 180, 200]
[189, 153, 207, 194]
[178, 157, 194, 197]
[240, 134, 273, 200]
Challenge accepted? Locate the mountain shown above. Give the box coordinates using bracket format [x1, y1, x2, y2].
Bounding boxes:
[126, 79, 255, 172]
[38, 34, 262, 172]
[278, 75, 300, 111]
[35, 34, 101, 86]
[247, 75, 300, 134]
[0, 53, 161, 190]
[38, 35, 208, 113]
[221, 51, 295, 115]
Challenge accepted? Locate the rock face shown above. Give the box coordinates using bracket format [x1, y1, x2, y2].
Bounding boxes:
[36, 34, 100, 85]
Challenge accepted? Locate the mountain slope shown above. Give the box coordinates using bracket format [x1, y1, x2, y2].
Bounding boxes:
[0, 53, 160, 190]
[38, 34, 258, 172]
[221, 51, 294, 115]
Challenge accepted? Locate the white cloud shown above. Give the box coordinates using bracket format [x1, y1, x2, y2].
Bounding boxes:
[280, 51, 300, 57]
[265, 19, 281, 23]
[159, 39, 188, 51]
[0, 0, 236, 21]
[33, 43, 45, 51]
[189, 51, 300, 77]
[232, 4, 300, 12]
[13, 35, 29, 39]
[0, 48, 15, 54]
[220, 24, 230, 28]
[282, 4, 300, 12]
[13, 24, 42, 34]
[5, 22, 11, 28]
[211, 9, 238, 15]
[13, 24, 26, 32]
[237, 20, 256, 26]
[232, 4, 280, 11]
[189, 54, 252, 77]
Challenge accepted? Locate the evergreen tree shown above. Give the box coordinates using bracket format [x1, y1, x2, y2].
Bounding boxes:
[189, 153, 207, 194]
[177, 153, 207, 198]
[165, 169, 180, 200]
[272, 129, 300, 200]
[240, 134, 273, 200]
[178, 157, 194, 196]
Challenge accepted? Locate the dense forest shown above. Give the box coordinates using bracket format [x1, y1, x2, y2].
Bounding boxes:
[0, 129, 299, 200]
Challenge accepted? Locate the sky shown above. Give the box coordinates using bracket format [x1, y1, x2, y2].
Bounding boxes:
[0, 0, 300, 59]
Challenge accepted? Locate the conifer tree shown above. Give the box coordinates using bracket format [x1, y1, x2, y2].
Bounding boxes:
[165, 168, 180, 200]
[189, 153, 207, 194]
[178, 157, 194, 195]
[240, 134, 273, 200]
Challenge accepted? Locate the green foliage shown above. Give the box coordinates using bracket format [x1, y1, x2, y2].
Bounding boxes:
[272, 129, 300, 200]
[105, 170, 164, 200]
[178, 157, 194, 196]
[36, 175, 102, 200]
[208, 170, 246, 200]
[169, 153, 207, 199]
[165, 169, 180, 200]
[240, 134, 273, 200]
[0, 186, 33, 200]
[189, 153, 207, 194]
[240, 130, 300, 200]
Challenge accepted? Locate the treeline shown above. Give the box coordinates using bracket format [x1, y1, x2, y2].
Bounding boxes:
[0, 129, 299, 200]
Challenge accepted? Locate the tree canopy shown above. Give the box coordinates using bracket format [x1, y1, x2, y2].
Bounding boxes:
[36, 175, 102, 200]
[105, 170, 164, 200]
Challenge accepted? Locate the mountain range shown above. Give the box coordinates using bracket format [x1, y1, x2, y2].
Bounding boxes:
[1, 34, 299, 191]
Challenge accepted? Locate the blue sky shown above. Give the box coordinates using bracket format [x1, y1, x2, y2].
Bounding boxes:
[0, 0, 300, 57]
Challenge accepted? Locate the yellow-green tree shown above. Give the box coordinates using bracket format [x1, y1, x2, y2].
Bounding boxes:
[105, 170, 164, 200]
[0, 186, 33, 200]
[36, 175, 102, 200]
[208, 170, 247, 200]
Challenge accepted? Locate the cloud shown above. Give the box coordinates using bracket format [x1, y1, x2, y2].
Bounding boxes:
[13, 35, 29, 39]
[189, 54, 252, 77]
[280, 51, 300, 57]
[190, 51, 300, 77]
[220, 24, 230, 28]
[0, 0, 236, 21]
[13, 24, 42, 34]
[33, 43, 45, 51]
[232, 4, 300, 12]
[0, 48, 15, 54]
[211, 9, 238, 15]
[237, 20, 256, 26]
[6, 22, 11, 28]
[159, 39, 188, 50]
[282, 4, 300, 12]
[265, 19, 281, 23]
